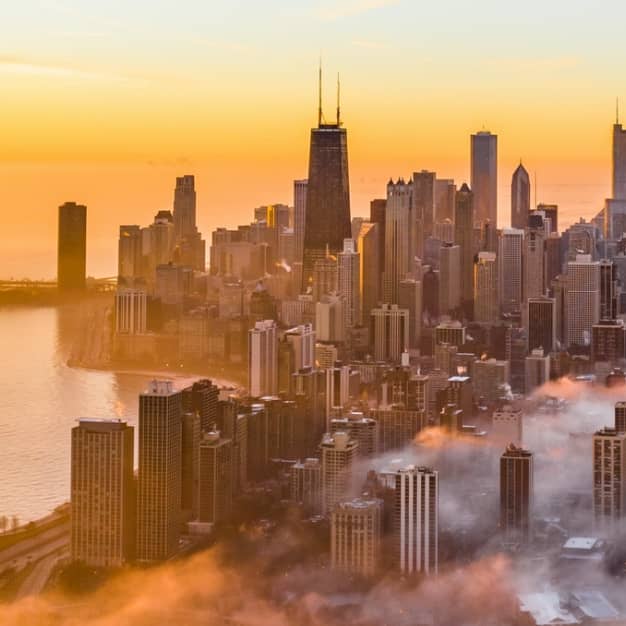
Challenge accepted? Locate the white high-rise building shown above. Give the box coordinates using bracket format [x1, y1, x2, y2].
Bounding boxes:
[474, 251, 498, 323]
[115, 288, 147, 334]
[248, 320, 278, 397]
[338, 238, 361, 329]
[593, 427, 626, 533]
[321, 431, 358, 515]
[71, 419, 135, 567]
[331, 498, 382, 577]
[498, 228, 524, 315]
[566, 254, 600, 347]
[394, 465, 438, 574]
[325, 363, 351, 424]
[283, 324, 315, 371]
[136, 380, 182, 563]
[370, 304, 409, 362]
[315, 294, 345, 343]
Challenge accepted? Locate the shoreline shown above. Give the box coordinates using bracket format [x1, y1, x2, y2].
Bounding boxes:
[70, 362, 244, 391]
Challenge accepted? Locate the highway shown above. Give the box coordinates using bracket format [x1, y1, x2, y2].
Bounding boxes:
[0, 523, 70, 574]
[15, 547, 69, 599]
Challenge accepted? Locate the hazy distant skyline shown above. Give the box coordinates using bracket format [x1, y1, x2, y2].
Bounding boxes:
[1, 0, 624, 278]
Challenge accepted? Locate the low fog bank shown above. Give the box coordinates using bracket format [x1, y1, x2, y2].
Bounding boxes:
[3, 379, 626, 625]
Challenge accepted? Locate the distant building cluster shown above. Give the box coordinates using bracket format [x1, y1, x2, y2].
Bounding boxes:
[64, 76, 626, 615]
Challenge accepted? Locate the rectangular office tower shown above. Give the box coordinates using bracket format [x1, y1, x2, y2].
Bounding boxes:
[394, 466, 438, 574]
[198, 431, 233, 524]
[136, 380, 183, 562]
[58, 201, 87, 291]
[593, 427, 626, 533]
[471, 131, 497, 227]
[302, 84, 351, 290]
[331, 498, 382, 577]
[321, 431, 358, 514]
[500, 444, 533, 543]
[248, 320, 278, 397]
[71, 419, 135, 567]
[613, 121, 626, 200]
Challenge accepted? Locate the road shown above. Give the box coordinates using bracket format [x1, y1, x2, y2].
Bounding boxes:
[15, 547, 69, 599]
[0, 523, 70, 573]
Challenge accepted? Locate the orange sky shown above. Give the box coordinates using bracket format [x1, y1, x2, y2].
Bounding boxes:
[0, 0, 621, 278]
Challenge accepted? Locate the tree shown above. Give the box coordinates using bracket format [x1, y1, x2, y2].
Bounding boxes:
[10, 516, 19, 531]
[0, 516, 7, 534]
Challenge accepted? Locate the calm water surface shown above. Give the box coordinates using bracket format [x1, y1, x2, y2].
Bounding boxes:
[0, 306, 194, 523]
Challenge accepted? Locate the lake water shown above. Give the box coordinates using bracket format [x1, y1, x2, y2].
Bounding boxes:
[0, 305, 198, 523]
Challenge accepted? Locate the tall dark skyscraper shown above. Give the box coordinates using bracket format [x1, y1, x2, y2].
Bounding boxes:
[500, 444, 533, 542]
[57, 201, 87, 291]
[454, 184, 475, 316]
[470, 131, 497, 227]
[511, 162, 530, 230]
[302, 71, 351, 290]
[173, 175, 196, 239]
[613, 118, 626, 200]
[172, 175, 205, 271]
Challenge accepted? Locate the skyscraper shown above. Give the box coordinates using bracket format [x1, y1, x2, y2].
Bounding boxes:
[357, 221, 381, 323]
[454, 183, 475, 314]
[293, 179, 308, 268]
[600, 259, 619, 320]
[370, 304, 409, 362]
[399, 278, 422, 351]
[439, 243, 461, 315]
[384, 178, 414, 303]
[523, 227, 545, 303]
[58, 201, 87, 291]
[173, 175, 196, 239]
[474, 251, 498, 324]
[434, 178, 456, 223]
[118, 224, 143, 285]
[248, 320, 278, 397]
[613, 119, 626, 200]
[527, 296, 556, 354]
[593, 427, 626, 533]
[412, 170, 436, 257]
[511, 162, 530, 230]
[71, 419, 135, 567]
[136, 380, 183, 562]
[566, 254, 600, 347]
[498, 228, 524, 315]
[320, 431, 358, 514]
[500, 444, 533, 543]
[338, 238, 361, 329]
[331, 498, 382, 577]
[198, 431, 233, 524]
[172, 176, 205, 271]
[471, 131, 497, 227]
[302, 72, 351, 289]
[394, 465, 438, 574]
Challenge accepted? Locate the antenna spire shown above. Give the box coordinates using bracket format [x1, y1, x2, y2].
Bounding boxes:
[617, 97, 620, 125]
[336, 73, 341, 126]
[318, 59, 323, 127]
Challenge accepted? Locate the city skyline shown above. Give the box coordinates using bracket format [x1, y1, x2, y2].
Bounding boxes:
[1, 1, 625, 278]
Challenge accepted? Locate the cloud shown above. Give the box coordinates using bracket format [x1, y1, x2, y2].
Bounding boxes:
[351, 39, 389, 50]
[0, 56, 145, 83]
[487, 55, 581, 72]
[315, 0, 400, 21]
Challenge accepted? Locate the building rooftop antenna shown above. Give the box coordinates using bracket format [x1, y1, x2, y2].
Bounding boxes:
[318, 58, 324, 127]
[336, 73, 341, 127]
